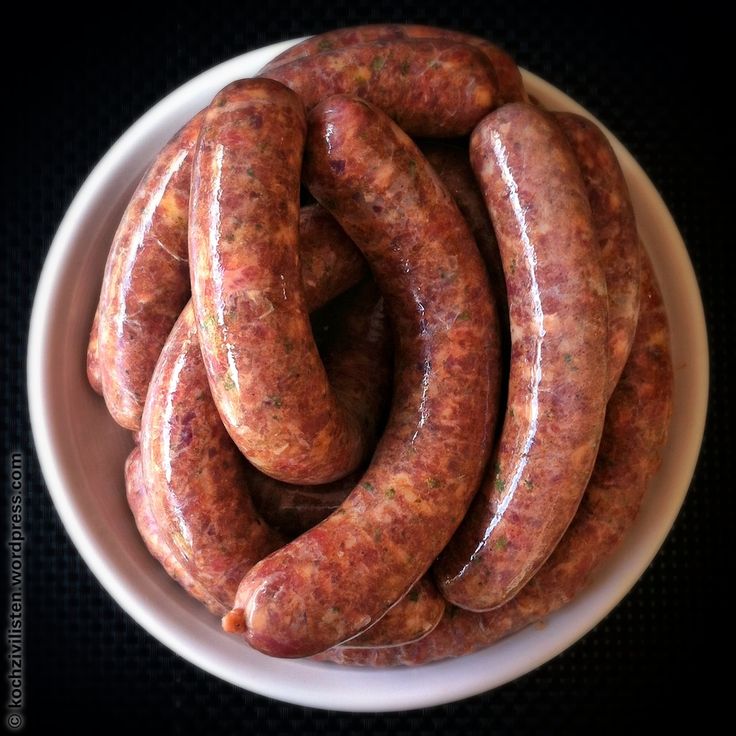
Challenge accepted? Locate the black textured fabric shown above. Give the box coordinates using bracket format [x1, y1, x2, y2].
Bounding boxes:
[3, 2, 730, 732]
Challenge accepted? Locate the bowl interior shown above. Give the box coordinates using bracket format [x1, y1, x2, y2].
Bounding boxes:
[28, 41, 708, 712]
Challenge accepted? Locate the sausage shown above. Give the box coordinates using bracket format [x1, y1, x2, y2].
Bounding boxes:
[140, 304, 285, 613]
[190, 79, 376, 485]
[319, 248, 673, 665]
[260, 39, 498, 137]
[434, 104, 609, 612]
[261, 23, 526, 104]
[555, 112, 641, 396]
[138, 276, 391, 615]
[221, 95, 501, 658]
[86, 304, 102, 394]
[97, 111, 203, 430]
[124, 446, 226, 616]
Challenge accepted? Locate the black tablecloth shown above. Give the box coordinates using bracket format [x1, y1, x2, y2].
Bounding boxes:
[4, 3, 729, 732]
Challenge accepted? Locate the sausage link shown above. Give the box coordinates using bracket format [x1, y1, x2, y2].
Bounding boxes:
[261, 24, 526, 104]
[125, 446, 226, 616]
[222, 96, 500, 658]
[435, 103, 608, 611]
[97, 111, 203, 430]
[319, 248, 673, 665]
[261, 39, 498, 137]
[555, 112, 641, 396]
[86, 304, 102, 394]
[140, 304, 285, 612]
[190, 79, 376, 485]
[138, 273, 390, 613]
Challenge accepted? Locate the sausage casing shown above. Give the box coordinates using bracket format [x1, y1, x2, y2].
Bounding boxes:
[556, 112, 641, 396]
[97, 112, 202, 430]
[222, 96, 500, 658]
[261, 23, 526, 104]
[320, 248, 672, 665]
[261, 39, 498, 137]
[189, 79, 381, 485]
[435, 103, 609, 611]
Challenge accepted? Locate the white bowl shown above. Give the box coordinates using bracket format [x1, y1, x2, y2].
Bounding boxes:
[28, 39, 708, 712]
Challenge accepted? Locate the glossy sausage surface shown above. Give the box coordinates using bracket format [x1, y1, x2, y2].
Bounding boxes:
[98, 112, 202, 430]
[262, 39, 498, 137]
[320, 249, 672, 665]
[435, 103, 608, 611]
[140, 304, 285, 613]
[190, 79, 376, 484]
[261, 23, 526, 104]
[125, 446, 226, 616]
[223, 96, 500, 658]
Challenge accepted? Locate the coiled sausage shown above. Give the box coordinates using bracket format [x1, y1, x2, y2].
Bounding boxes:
[222, 95, 500, 657]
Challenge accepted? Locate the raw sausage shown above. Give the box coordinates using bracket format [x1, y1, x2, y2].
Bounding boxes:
[222, 95, 500, 657]
[190, 78, 377, 484]
[140, 304, 285, 613]
[435, 103, 608, 611]
[261, 24, 526, 104]
[556, 112, 641, 396]
[320, 248, 672, 665]
[261, 39, 498, 137]
[97, 111, 202, 430]
[139, 275, 390, 614]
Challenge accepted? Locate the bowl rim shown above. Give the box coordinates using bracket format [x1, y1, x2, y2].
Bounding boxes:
[27, 38, 709, 712]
